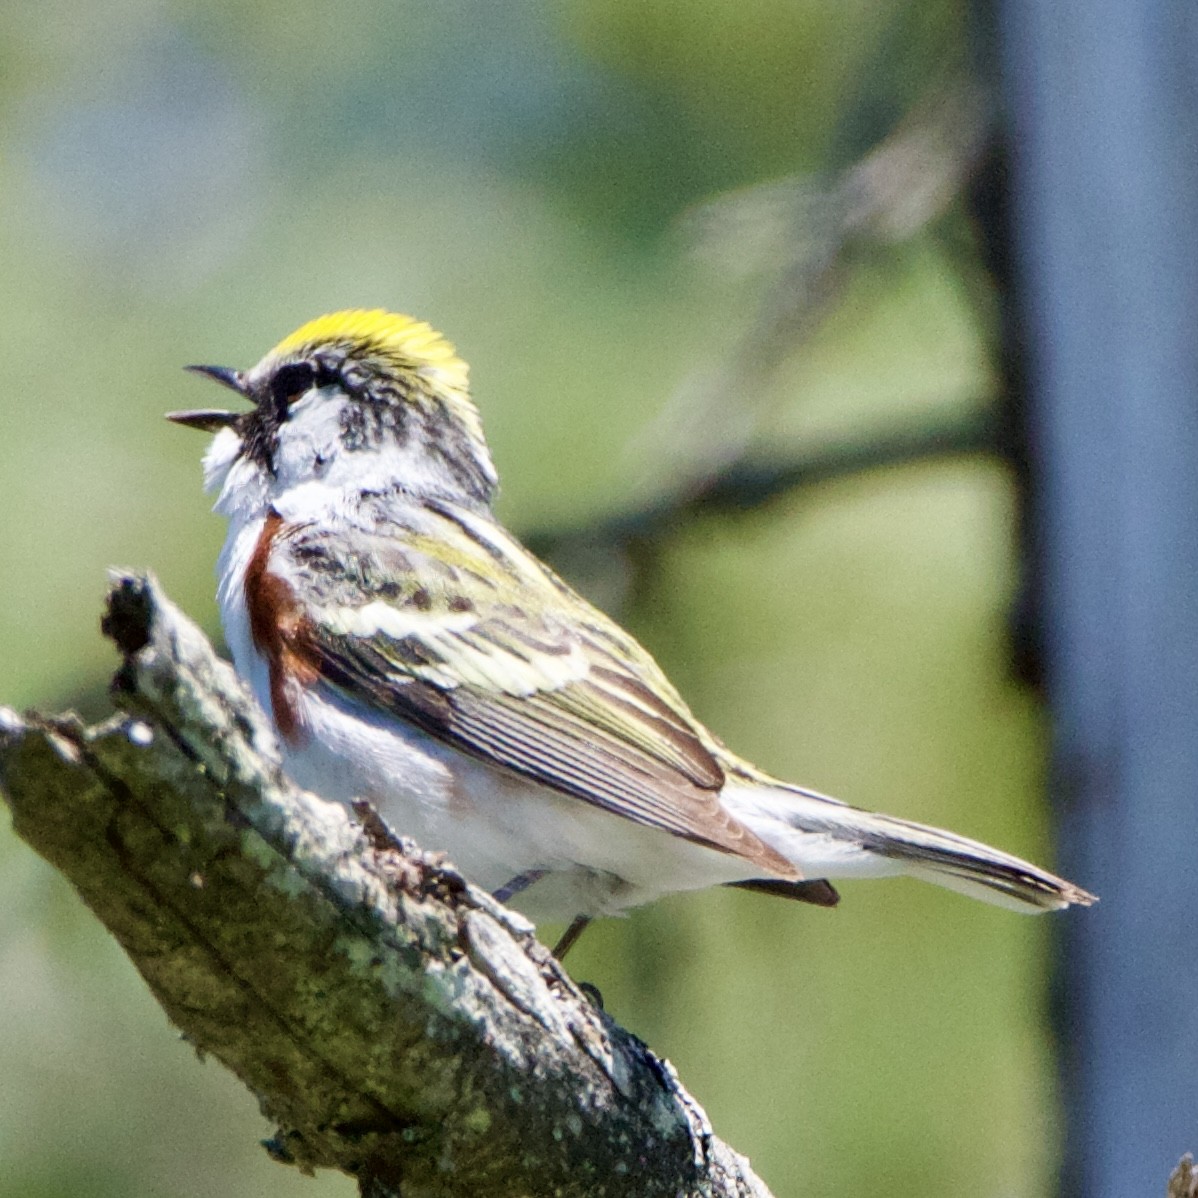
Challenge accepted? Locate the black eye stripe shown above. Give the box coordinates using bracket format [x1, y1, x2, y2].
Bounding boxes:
[269, 362, 318, 409]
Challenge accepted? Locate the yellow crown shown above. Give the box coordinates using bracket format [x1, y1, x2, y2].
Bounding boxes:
[271, 309, 469, 393]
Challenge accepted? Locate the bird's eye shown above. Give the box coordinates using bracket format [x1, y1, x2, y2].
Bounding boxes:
[269, 362, 319, 410]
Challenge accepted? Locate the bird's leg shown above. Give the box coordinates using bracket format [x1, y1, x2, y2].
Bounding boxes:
[553, 916, 601, 1006]
[552, 915, 592, 960]
[491, 868, 547, 905]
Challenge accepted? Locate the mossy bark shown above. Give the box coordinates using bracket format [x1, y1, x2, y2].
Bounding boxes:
[0, 574, 775, 1198]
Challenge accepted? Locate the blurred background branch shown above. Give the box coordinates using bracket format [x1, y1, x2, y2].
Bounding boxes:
[529, 407, 999, 600]
[633, 70, 991, 489]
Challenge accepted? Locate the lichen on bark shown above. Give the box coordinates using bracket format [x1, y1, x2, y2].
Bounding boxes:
[0, 573, 776, 1198]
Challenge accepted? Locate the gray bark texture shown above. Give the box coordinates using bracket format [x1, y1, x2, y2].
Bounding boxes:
[0, 573, 776, 1198]
[1169, 1157, 1198, 1198]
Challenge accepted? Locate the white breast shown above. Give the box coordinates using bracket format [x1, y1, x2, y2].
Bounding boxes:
[280, 682, 760, 921]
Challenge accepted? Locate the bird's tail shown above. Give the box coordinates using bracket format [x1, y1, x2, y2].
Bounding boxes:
[857, 809, 1095, 911]
[726, 783, 1097, 913]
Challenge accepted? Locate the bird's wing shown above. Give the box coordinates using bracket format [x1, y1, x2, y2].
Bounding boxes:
[274, 510, 797, 879]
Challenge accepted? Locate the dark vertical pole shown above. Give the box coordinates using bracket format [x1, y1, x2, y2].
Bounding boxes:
[1000, 3, 1198, 1194]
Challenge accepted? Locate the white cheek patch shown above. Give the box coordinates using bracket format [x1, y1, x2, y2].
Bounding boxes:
[275, 389, 347, 488]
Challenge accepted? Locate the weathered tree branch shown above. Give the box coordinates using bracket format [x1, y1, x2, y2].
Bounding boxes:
[0, 574, 776, 1198]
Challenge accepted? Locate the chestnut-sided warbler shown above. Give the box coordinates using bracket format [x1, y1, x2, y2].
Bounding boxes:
[169, 309, 1094, 950]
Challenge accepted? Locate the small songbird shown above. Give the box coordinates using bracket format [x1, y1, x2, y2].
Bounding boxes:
[169, 309, 1094, 952]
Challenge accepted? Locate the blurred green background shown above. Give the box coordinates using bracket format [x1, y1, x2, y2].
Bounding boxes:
[0, 2, 1066, 1196]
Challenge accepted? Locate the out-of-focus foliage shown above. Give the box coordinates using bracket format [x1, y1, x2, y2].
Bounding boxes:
[0, 2, 1063, 1196]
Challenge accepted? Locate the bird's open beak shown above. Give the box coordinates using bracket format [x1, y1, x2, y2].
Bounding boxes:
[166, 365, 249, 431]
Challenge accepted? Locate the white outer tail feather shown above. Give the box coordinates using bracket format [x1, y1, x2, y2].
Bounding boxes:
[725, 783, 1097, 913]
